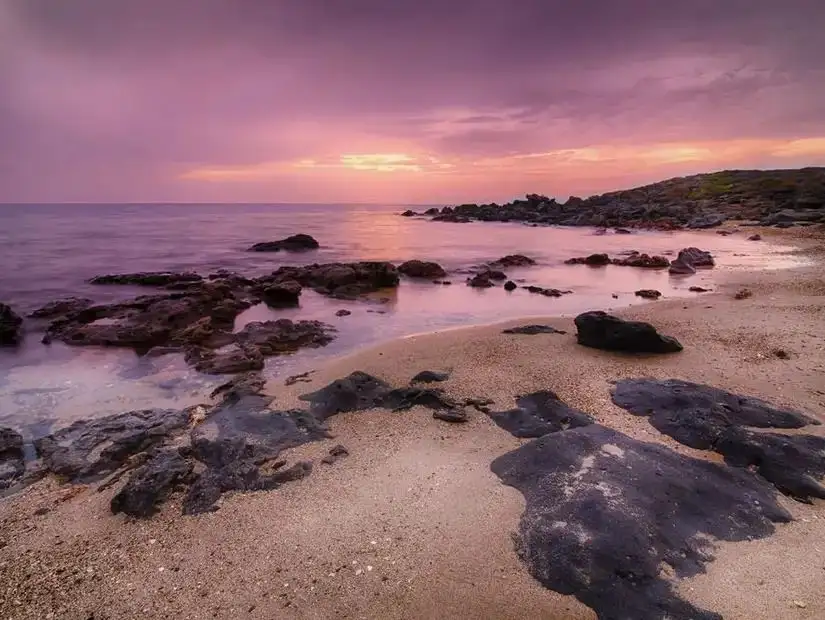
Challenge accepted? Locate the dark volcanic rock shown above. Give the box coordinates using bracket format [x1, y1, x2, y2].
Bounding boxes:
[321, 444, 349, 465]
[300, 371, 460, 417]
[0, 303, 23, 346]
[634, 289, 662, 300]
[335, 309, 351, 317]
[748, 233, 762, 241]
[89, 272, 203, 286]
[44, 283, 250, 354]
[411, 370, 450, 383]
[564, 253, 610, 266]
[110, 450, 194, 517]
[235, 319, 335, 355]
[259, 261, 399, 299]
[689, 286, 710, 292]
[34, 408, 190, 481]
[491, 423, 791, 620]
[28, 297, 94, 319]
[734, 288, 753, 300]
[677, 247, 715, 268]
[247, 233, 319, 252]
[0, 427, 25, 489]
[184, 388, 323, 513]
[398, 260, 447, 279]
[261, 281, 302, 307]
[299, 371, 393, 418]
[431, 213, 471, 223]
[611, 378, 825, 500]
[489, 254, 536, 268]
[483, 269, 507, 281]
[574, 311, 682, 354]
[400, 210, 417, 217]
[488, 391, 593, 438]
[522, 286, 568, 298]
[613, 253, 670, 268]
[185, 344, 264, 374]
[503, 280, 517, 291]
[502, 325, 566, 335]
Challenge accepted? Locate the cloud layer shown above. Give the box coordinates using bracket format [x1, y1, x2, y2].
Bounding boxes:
[2, 0, 824, 203]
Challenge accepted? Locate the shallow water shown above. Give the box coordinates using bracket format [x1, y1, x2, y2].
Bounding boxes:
[0, 202, 803, 433]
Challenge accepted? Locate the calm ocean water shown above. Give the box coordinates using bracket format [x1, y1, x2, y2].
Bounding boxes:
[0, 202, 802, 434]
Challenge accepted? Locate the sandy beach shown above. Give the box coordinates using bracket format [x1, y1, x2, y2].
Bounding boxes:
[1, 226, 824, 620]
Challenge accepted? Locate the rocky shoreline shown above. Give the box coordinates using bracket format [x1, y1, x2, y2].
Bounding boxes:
[402, 168, 825, 230]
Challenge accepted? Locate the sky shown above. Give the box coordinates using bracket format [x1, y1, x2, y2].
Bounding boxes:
[2, 0, 825, 204]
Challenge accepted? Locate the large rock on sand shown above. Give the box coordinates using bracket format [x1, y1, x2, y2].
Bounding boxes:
[574, 311, 682, 353]
[0, 303, 23, 346]
[247, 234, 320, 252]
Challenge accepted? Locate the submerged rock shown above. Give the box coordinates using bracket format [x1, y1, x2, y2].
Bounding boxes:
[491, 423, 791, 620]
[467, 273, 495, 288]
[612, 378, 825, 500]
[247, 233, 319, 252]
[28, 297, 94, 319]
[89, 272, 203, 286]
[0, 427, 25, 489]
[634, 289, 662, 300]
[397, 260, 447, 279]
[574, 311, 683, 354]
[0, 303, 23, 346]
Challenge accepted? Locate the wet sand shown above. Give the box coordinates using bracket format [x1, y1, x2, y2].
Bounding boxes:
[1, 226, 824, 620]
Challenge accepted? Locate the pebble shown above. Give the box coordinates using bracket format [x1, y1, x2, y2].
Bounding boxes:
[793, 600, 807, 609]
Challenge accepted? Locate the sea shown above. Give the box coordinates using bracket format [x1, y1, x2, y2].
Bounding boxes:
[0, 202, 803, 436]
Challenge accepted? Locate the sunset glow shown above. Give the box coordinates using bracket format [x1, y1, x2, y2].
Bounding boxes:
[2, 1, 824, 203]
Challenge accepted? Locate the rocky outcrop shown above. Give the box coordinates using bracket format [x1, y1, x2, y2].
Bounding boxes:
[44, 283, 249, 354]
[28, 297, 94, 319]
[0, 303, 23, 346]
[260, 280, 302, 307]
[247, 234, 320, 252]
[677, 247, 715, 267]
[0, 427, 25, 489]
[612, 379, 825, 500]
[612, 252, 670, 268]
[400, 210, 417, 217]
[668, 257, 696, 275]
[428, 168, 825, 229]
[89, 272, 203, 286]
[235, 319, 335, 356]
[258, 261, 399, 299]
[574, 311, 682, 353]
[398, 260, 447, 279]
[34, 408, 191, 481]
[489, 254, 536, 268]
